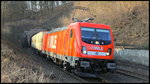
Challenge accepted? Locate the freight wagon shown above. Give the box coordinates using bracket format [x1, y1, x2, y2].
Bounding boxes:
[22, 22, 116, 77]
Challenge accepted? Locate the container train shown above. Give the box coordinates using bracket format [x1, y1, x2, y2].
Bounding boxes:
[22, 22, 116, 77]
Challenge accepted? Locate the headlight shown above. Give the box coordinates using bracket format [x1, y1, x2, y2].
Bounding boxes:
[82, 46, 87, 54]
[106, 48, 111, 56]
[106, 52, 110, 56]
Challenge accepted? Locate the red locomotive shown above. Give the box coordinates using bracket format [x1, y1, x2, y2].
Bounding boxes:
[22, 7, 116, 77]
[22, 21, 116, 77]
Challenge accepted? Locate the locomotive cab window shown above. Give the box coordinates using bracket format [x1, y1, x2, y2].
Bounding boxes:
[81, 27, 111, 45]
[70, 29, 73, 38]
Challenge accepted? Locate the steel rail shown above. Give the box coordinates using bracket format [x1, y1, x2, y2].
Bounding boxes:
[116, 69, 149, 81]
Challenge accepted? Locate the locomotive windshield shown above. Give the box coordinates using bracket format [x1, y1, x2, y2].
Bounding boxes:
[81, 27, 111, 45]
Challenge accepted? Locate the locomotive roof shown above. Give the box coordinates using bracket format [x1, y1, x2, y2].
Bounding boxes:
[46, 26, 67, 34]
[46, 22, 110, 34]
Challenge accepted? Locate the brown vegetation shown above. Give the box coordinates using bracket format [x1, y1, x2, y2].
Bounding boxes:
[1, 40, 82, 83]
[72, 1, 149, 49]
[1, 1, 149, 49]
[1, 41, 55, 83]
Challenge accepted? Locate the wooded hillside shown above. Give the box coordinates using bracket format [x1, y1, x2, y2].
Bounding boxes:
[1, 1, 149, 49]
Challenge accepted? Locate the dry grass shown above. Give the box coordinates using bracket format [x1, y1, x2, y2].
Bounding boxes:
[1, 40, 82, 83]
[1, 41, 56, 83]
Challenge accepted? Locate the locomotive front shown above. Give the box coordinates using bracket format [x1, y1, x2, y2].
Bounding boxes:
[73, 22, 116, 76]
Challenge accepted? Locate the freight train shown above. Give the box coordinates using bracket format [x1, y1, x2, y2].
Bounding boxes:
[22, 22, 116, 77]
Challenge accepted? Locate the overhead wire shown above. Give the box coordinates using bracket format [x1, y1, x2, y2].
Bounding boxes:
[71, 2, 96, 22]
[77, 2, 91, 19]
[76, 8, 86, 19]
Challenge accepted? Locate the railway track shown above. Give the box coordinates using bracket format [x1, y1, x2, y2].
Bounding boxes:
[7, 41, 109, 83]
[2, 40, 88, 83]
[3, 39, 148, 83]
[38, 52, 108, 83]
[40, 56, 89, 83]
[116, 69, 149, 81]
